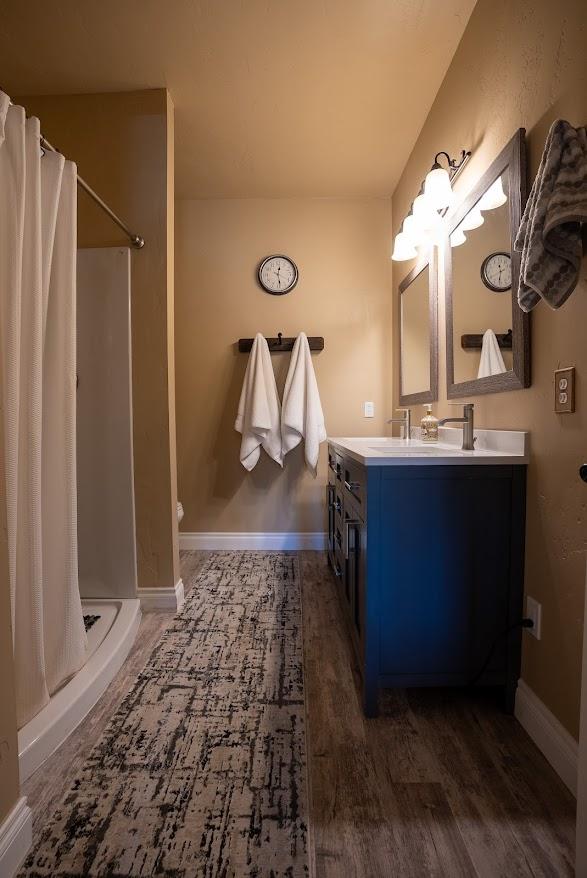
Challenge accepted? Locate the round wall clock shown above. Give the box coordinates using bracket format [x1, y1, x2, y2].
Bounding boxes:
[480, 251, 512, 292]
[257, 255, 298, 295]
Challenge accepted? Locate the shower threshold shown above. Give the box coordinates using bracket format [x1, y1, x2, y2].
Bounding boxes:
[18, 598, 141, 783]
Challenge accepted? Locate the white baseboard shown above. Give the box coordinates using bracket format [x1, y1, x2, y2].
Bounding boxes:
[515, 679, 578, 795]
[179, 532, 327, 551]
[139, 578, 184, 612]
[0, 797, 32, 878]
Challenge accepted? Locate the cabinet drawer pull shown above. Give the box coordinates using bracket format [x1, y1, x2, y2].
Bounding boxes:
[327, 484, 335, 509]
[344, 519, 359, 559]
[344, 480, 361, 493]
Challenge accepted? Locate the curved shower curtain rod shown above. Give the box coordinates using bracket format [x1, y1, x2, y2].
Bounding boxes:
[3, 93, 145, 249]
[39, 133, 145, 250]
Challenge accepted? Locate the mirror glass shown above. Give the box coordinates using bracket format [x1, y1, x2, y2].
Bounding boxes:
[399, 257, 437, 404]
[450, 173, 513, 384]
[445, 128, 529, 397]
[401, 266, 430, 396]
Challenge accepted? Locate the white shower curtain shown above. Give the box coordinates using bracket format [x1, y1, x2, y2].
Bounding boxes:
[0, 94, 87, 728]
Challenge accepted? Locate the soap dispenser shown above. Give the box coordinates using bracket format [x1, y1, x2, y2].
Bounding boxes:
[421, 404, 439, 443]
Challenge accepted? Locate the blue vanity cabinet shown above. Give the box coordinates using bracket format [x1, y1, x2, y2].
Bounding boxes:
[327, 444, 527, 718]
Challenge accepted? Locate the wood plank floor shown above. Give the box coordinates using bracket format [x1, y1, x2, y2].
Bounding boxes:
[23, 550, 576, 877]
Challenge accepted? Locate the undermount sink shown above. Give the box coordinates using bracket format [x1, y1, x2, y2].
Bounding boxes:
[368, 444, 461, 456]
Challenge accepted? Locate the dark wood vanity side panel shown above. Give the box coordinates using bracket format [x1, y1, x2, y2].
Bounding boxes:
[363, 464, 382, 716]
[505, 465, 527, 711]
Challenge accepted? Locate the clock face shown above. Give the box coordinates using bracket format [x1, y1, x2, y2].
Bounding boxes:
[481, 251, 512, 292]
[258, 255, 298, 295]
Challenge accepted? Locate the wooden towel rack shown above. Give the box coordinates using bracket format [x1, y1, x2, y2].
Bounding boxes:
[238, 332, 324, 353]
[461, 329, 512, 351]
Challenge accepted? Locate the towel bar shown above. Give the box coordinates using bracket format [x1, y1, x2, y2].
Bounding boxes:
[461, 329, 512, 350]
[238, 333, 324, 353]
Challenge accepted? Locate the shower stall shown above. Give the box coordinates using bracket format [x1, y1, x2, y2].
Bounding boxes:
[18, 247, 141, 781]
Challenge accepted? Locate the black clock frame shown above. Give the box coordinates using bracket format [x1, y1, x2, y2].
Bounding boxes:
[257, 255, 299, 295]
[480, 250, 512, 293]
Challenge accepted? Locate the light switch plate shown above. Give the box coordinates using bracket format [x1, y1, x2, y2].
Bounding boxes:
[364, 401, 375, 418]
[525, 595, 542, 640]
[554, 367, 575, 413]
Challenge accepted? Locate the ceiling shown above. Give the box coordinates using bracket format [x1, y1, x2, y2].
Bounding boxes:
[0, 0, 476, 198]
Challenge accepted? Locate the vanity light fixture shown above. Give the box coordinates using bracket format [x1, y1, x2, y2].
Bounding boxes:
[412, 193, 443, 233]
[402, 212, 425, 245]
[392, 148, 471, 261]
[450, 227, 467, 247]
[424, 155, 455, 210]
[391, 231, 418, 261]
[460, 205, 485, 231]
[478, 175, 508, 210]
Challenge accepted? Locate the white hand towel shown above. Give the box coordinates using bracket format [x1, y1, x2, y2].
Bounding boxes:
[477, 329, 507, 379]
[282, 332, 326, 476]
[235, 333, 283, 471]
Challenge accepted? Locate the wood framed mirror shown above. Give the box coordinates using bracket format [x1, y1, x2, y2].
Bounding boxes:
[399, 250, 438, 405]
[445, 128, 530, 398]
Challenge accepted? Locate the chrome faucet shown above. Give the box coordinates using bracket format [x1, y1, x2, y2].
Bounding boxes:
[387, 408, 411, 441]
[438, 403, 475, 451]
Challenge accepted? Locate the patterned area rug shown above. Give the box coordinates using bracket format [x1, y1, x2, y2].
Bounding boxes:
[21, 552, 309, 877]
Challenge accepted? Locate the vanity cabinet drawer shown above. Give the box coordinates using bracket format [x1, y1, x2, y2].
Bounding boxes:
[342, 458, 366, 512]
[328, 445, 343, 485]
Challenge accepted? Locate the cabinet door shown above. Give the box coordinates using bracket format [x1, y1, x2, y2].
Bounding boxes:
[334, 520, 345, 594]
[352, 519, 366, 648]
[378, 469, 511, 680]
[326, 484, 335, 566]
[344, 510, 365, 654]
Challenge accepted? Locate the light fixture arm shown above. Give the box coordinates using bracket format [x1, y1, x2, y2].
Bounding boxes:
[433, 149, 471, 180]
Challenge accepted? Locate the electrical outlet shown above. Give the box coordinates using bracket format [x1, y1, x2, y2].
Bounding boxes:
[364, 401, 375, 418]
[525, 595, 542, 640]
[554, 367, 575, 413]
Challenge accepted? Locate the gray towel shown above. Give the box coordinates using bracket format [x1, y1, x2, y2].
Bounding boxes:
[514, 119, 587, 312]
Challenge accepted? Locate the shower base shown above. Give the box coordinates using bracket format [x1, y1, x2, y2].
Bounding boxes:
[18, 598, 141, 783]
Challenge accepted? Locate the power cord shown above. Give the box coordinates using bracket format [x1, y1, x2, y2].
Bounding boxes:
[466, 618, 534, 688]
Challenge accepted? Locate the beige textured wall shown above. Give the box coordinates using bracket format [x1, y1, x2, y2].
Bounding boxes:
[0, 372, 20, 823]
[392, 0, 587, 737]
[176, 197, 392, 533]
[18, 91, 179, 591]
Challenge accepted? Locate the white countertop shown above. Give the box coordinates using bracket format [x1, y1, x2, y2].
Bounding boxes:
[328, 427, 529, 466]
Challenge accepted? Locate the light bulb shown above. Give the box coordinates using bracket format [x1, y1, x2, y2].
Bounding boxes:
[424, 165, 453, 210]
[478, 175, 507, 211]
[450, 227, 467, 247]
[461, 206, 484, 231]
[412, 192, 433, 218]
[402, 214, 424, 245]
[391, 232, 418, 261]
[412, 194, 443, 234]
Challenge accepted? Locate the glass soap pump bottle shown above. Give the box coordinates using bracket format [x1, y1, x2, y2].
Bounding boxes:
[421, 404, 439, 443]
